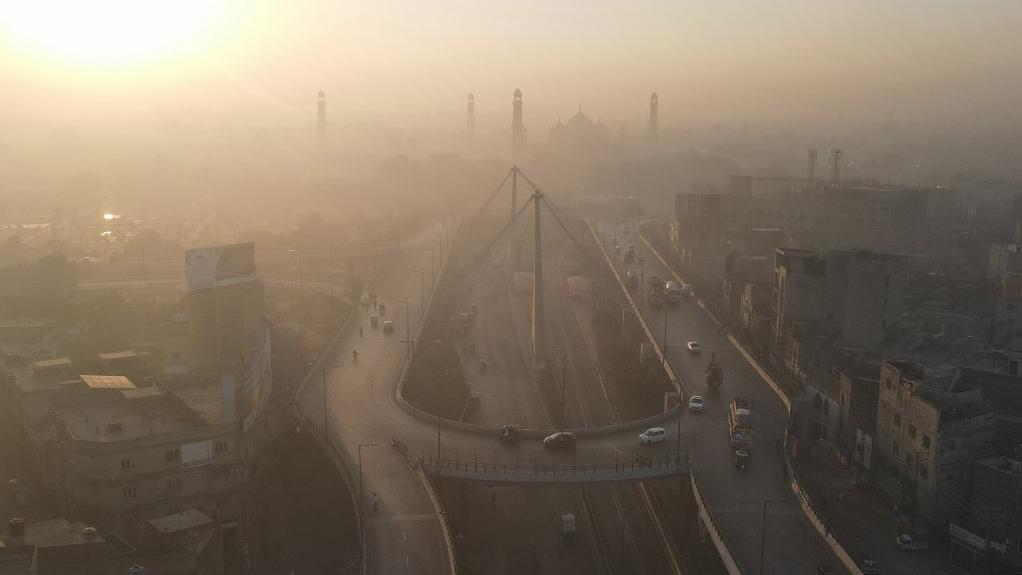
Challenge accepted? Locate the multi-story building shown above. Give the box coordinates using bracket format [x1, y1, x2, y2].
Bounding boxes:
[670, 191, 736, 294]
[875, 360, 996, 522]
[773, 248, 907, 360]
[729, 176, 957, 267]
[971, 456, 1022, 551]
[51, 375, 245, 535]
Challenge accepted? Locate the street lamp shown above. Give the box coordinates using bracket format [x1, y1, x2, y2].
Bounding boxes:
[397, 300, 411, 357]
[412, 270, 425, 323]
[358, 442, 378, 575]
[759, 499, 789, 575]
[322, 364, 344, 446]
[425, 247, 435, 295]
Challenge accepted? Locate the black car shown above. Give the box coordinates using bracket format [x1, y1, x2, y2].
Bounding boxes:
[543, 431, 576, 449]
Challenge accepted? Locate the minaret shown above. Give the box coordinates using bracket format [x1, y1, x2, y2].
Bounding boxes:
[466, 93, 475, 136]
[317, 90, 327, 153]
[511, 88, 524, 163]
[648, 92, 658, 150]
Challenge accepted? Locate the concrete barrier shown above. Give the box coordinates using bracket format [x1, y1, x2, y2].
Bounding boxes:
[691, 470, 742, 575]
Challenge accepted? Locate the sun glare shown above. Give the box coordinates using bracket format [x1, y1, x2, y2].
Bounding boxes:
[0, 1, 220, 67]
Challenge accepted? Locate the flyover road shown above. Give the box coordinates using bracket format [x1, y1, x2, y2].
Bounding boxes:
[301, 220, 705, 574]
[600, 220, 848, 575]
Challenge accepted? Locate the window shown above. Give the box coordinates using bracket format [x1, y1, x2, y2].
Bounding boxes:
[122, 487, 137, 499]
[165, 449, 180, 462]
[120, 458, 134, 471]
[214, 441, 228, 454]
[892, 441, 900, 455]
[126, 516, 139, 529]
[893, 413, 901, 427]
[908, 424, 917, 439]
[922, 435, 931, 449]
[919, 465, 929, 479]
[166, 478, 181, 493]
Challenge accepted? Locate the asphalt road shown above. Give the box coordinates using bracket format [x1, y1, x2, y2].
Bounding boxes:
[601, 220, 848, 575]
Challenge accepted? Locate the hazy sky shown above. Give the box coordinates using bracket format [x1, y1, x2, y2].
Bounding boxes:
[2, 1, 1021, 133]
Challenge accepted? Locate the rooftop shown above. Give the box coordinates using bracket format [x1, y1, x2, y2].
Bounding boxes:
[148, 509, 213, 535]
[79, 375, 136, 390]
[976, 456, 1021, 477]
[97, 350, 145, 361]
[55, 389, 204, 443]
[170, 385, 225, 426]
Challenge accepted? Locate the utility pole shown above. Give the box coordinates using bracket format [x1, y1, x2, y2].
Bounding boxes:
[560, 352, 568, 429]
[413, 270, 424, 323]
[398, 300, 411, 357]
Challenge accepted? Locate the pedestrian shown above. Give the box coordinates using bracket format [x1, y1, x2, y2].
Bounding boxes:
[359, 324, 364, 338]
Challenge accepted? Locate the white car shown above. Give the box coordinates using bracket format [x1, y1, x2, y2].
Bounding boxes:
[639, 427, 667, 444]
[688, 395, 704, 412]
[686, 341, 702, 354]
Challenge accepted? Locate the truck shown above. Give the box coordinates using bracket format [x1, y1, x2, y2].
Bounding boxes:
[648, 276, 665, 307]
[665, 280, 682, 303]
[728, 397, 754, 449]
[704, 352, 723, 389]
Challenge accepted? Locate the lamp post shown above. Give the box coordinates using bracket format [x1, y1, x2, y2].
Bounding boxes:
[358, 442, 377, 575]
[759, 499, 789, 575]
[662, 293, 670, 371]
[322, 364, 344, 446]
[560, 352, 568, 429]
[397, 300, 411, 357]
[425, 247, 435, 295]
[412, 270, 424, 323]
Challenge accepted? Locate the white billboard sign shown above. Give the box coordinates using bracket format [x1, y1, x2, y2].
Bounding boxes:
[185, 242, 256, 291]
[181, 440, 212, 468]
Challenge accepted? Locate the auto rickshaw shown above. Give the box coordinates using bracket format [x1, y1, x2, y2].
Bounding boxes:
[734, 449, 749, 471]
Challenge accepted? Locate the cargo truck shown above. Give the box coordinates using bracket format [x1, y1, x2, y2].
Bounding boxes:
[728, 397, 754, 450]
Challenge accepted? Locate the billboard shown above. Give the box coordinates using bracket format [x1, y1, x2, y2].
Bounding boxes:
[185, 242, 256, 291]
[181, 440, 212, 468]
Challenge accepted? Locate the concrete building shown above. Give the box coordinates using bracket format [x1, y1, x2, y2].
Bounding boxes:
[838, 359, 882, 477]
[875, 361, 996, 522]
[51, 375, 245, 535]
[728, 176, 958, 268]
[670, 191, 736, 294]
[0, 510, 223, 575]
[972, 456, 1022, 549]
[773, 248, 907, 361]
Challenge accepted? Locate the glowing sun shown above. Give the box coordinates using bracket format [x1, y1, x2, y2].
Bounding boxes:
[0, 1, 221, 66]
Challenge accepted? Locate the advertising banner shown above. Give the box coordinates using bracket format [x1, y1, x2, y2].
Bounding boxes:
[185, 242, 256, 291]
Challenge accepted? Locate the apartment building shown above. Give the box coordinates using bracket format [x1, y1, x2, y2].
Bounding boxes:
[876, 360, 996, 522]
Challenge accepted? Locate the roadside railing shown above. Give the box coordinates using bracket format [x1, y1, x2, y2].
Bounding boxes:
[419, 452, 689, 484]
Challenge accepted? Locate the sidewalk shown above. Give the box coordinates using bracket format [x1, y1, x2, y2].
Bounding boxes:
[795, 442, 951, 575]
